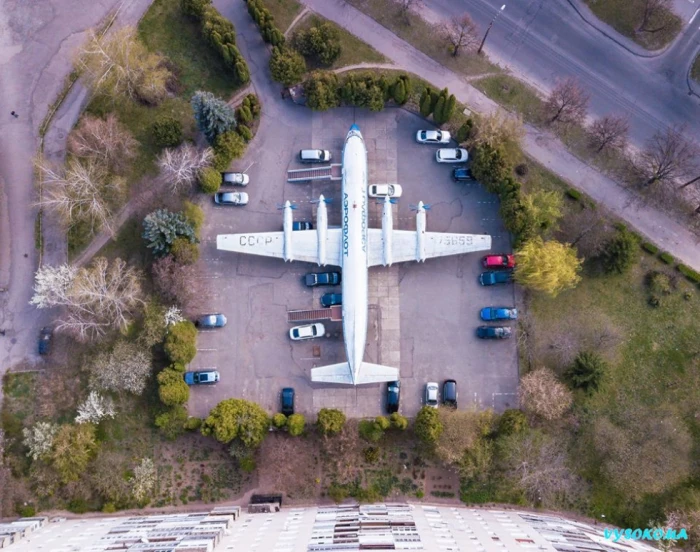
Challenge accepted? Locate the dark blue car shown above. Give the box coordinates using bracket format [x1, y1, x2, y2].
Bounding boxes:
[479, 270, 513, 286]
[452, 167, 475, 182]
[281, 387, 295, 416]
[476, 326, 512, 339]
[386, 381, 400, 414]
[321, 293, 342, 307]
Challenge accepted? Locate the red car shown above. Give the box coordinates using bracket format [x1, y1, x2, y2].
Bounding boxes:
[482, 254, 515, 269]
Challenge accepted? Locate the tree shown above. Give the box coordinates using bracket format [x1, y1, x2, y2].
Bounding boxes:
[359, 419, 386, 442]
[22, 422, 58, 461]
[90, 340, 152, 395]
[414, 406, 443, 445]
[182, 0, 212, 19]
[469, 143, 509, 193]
[419, 88, 433, 117]
[142, 209, 197, 257]
[157, 368, 190, 406]
[181, 201, 204, 238]
[520, 189, 563, 232]
[51, 424, 97, 484]
[201, 398, 270, 448]
[287, 414, 306, 436]
[588, 114, 629, 153]
[555, 205, 610, 259]
[392, 79, 406, 104]
[435, 408, 494, 466]
[137, 300, 168, 348]
[157, 144, 213, 194]
[37, 157, 126, 236]
[213, 131, 246, 171]
[170, 237, 200, 265]
[455, 119, 474, 143]
[304, 71, 340, 111]
[155, 406, 188, 440]
[565, 351, 606, 394]
[544, 77, 589, 125]
[68, 114, 137, 173]
[636, 0, 673, 33]
[497, 409, 528, 436]
[294, 22, 341, 65]
[514, 237, 582, 296]
[191, 90, 237, 144]
[600, 227, 639, 274]
[316, 408, 346, 435]
[432, 95, 446, 125]
[471, 111, 524, 166]
[389, 412, 408, 430]
[442, 14, 479, 56]
[639, 124, 699, 187]
[30, 258, 143, 341]
[519, 368, 573, 421]
[164, 320, 198, 365]
[76, 27, 171, 104]
[130, 458, 156, 504]
[269, 46, 306, 86]
[75, 391, 116, 424]
[397, 0, 423, 23]
[199, 166, 221, 194]
[152, 255, 198, 308]
[152, 116, 184, 148]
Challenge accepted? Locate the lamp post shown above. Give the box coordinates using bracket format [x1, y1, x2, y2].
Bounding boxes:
[477, 4, 506, 55]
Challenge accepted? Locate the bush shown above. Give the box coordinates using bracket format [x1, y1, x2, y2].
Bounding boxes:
[659, 252, 675, 265]
[566, 188, 582, 201]
[677, 264, 700, 284]
[269, 46, 306, 87]
[515, 163, 529, 177]
[102, 502, 117, 513]
[565, 351, 606, 394]
[600, 228, 639, 274]
[201, 398, 270, 447]
[244, 93, 261, 117]
[304, 71, 340, 111]
[239, 456, 256, 473]
[181, 0, 211, 19]
[389, 412, 408, 430]
[67, 499, 89, 514]
[152, 116, 184, 148]
[164, 321, 198, 364]
[470, 143, 509, 193]
[317, 408, 345, 435]
[287, 414, 306, 436]
[455, 119, 474, 143]
[339, 74, 385, 111]
[419, 90, 433, 117]
[155, 406, 188, 440]
[392, 79, 407, 104]
[184, 417, 203, 431]
[213, 131, 246, 171]
[157, 368, 190, 406]
[328, 483, 348, 503]
[294, 22, 341, 65]
[414, 406, 443, 445]
[199, 166, 221, 194]
[641, 241, 659, 255]
[237, 125, 253, 142]
[497, 409, 528, 435]
[196, 4, 249, 83]
[171, 237, 200, 265]
[359, 419, 384, 442]
[17, 504, 36, 517]
[272, 413, 287, 429]
[363, 446, 380, 463]
[648, 271, 672, 296]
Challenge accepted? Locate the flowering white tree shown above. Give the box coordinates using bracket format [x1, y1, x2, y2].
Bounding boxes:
[157, 144, 213, 194]
[130, 457, 156, 503]
[519, 367, 573, 421]
[90, 340, 152, 395]
[164, 306, 184, 327]
[75, 391, 117, 424]
[22, 422, 58, 461]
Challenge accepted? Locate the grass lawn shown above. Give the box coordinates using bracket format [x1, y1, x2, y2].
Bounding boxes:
[692, 54, 700, 83]
[475, 74, 543, 125]
[583, 0, 682, 50]
[262, 0, 303, 33]
[293, 14, 388, 70]
[345, 0, 500, 77]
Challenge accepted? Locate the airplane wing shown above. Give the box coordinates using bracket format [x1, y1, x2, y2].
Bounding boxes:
[217, 229, 343, 266]
[366, 228, 491, 266]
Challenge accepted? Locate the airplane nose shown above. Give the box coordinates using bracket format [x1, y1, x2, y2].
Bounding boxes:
[350, 123, 360, 131]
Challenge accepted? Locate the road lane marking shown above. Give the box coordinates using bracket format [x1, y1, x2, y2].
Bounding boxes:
[690, 8, 699, 25]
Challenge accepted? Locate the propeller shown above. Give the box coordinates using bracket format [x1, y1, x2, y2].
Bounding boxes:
[409, 203, 432, 211]
[276, 202, 298, 210]
[375, 198, 398, 205]
[310, 197, 333, 204]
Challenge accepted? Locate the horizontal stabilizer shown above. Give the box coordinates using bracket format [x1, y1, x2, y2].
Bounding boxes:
[311, 362, 398, 385]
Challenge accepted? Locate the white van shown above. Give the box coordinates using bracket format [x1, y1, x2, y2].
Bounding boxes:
[299, 149, 332, 163]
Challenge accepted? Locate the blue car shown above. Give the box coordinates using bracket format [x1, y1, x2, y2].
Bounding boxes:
[480, 307, 518, 321]
[184, 370, 220, 385]
[321, 293, 342, 307]
[281, 388, 295, 416]
[479, 270, 513, 286]
[452, 167, 474, 182]
[195, 314, 227, 329]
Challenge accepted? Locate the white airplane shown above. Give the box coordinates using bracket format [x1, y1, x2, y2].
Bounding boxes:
[217, 124, 492, 385]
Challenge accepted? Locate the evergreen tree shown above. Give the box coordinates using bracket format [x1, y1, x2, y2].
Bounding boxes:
[392, 79, 407, 104]
[269, 46, 306, 87]
[600, 228, 639, 274]
[565, 351, 606, 394]
[191, 91, 237, 144]
[419, 91, 433, 117]
[142, 209, 197, 257]
[433, 95, 446, 124]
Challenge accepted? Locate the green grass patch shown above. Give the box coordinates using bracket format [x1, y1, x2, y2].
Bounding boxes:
[293, 14, 388, 70]
[262, 0, 303, 33]
[97, 216, 151, 270]
[583, 0, 682, 51]
[345, 0, 500, 76]
[475, 74, 543, 124]
[692, 54, 700, 83]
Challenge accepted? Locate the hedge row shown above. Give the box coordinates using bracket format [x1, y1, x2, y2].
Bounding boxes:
[659, 252, 675, 265]
[246, 0, 285, 46]
[566, 188, 582, 201]
[641, 242, 659, 255]
[677, 264, 700, 284]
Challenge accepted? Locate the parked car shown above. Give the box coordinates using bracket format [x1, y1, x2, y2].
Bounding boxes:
[195, 314, 227, 329]
[281, 387, 295, 416]
[289, 323, 326, 340]
[480, 307, 518, 321]
[479, 270, 513, 286]
[214, 191, 248, 206]
[443, 380, 458, 408]
[436, 148, 468, 163]
[386, 381, 400, 414]
[38, 327, 53, 355]
[368, 184, 403, 198]
[299, 149, 332, 163]
[453, 167, 475, 182]
[221, 172, 249, 186]
[482, 254, 515, 269]
[416, 130, 451, 144]
[304, 272, 341, 287]
[425, 382, 439, 408]
[292, 221, 313, 231]
[321, 293, 342, 307]
[476, 326, 513, 339]
[184, 370, 220, 385]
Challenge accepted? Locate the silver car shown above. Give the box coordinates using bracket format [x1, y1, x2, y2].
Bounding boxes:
[416, 129, 451, 144]
[214, 191, 249, 205]
[436, 148, 468, 163]
[221, 172, 249, 186]
[425, 382, 439, 408]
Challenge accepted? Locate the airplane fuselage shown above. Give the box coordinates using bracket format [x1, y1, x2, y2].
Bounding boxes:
[340, 126, 369, 383]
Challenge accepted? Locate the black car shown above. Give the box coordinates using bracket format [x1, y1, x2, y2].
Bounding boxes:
[321, 293, 342, 307]
[38, 327, 53, 355]
[386, 381, 400, 414]
[292, 221, 313, 231]
[281, 387, 295, 416]
[476, 326, 513, 339]
[453, 167, 475, 182]
[443, 380, 458, 407]
[479, 270, 513, 286]
[304, 272, 341, 287]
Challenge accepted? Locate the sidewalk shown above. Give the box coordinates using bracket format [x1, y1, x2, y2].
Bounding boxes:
[300, 0, 700, 271]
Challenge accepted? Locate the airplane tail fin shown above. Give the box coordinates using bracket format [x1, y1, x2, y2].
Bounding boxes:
[311, 362, 398, 385]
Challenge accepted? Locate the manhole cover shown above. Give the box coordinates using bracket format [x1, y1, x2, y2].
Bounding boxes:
[312, 345, 321, 358]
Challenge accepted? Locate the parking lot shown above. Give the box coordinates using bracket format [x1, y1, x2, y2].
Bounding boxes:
[188, 106, 518, 419]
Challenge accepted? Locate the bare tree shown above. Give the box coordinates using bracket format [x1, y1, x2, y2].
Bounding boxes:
[639, 124, 699, 187]
[556, 205, 611, 258]
[519, 368, 573, 421]
[152, 255, 198, 308]
[37, 157, 126, 236]
[76, 26, 172, 104]
[636, 0, 673, 33]
[67, 114, 137, 173]
[30, 258, 143, 341]
[157, 144, 213, 194]
[442, 14, 479, 57]
[471, 111, 525, 165]
[544, 77, 590, 125]
[397, 0, 423, 23]
[90, 340, 152, 395]
[588, 114, 629, 153]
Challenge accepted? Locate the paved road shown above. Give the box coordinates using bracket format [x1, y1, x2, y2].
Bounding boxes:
[423, 0, 700, 144]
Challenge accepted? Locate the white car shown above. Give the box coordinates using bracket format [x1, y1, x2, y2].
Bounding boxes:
[425, 382, 439, 408]
[416, 129, 451, 144]
[214, 191, 249, 206]
[368, 184, 403, 198]
[289, 323, 326, 341]
[436, 148, 468, 163]
[222, 172, 249, 186]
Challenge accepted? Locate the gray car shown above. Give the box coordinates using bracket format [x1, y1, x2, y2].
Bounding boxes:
[195, 314, 227, 329]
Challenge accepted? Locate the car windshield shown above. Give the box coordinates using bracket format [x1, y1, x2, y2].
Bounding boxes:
[387, 186, 394, 194]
